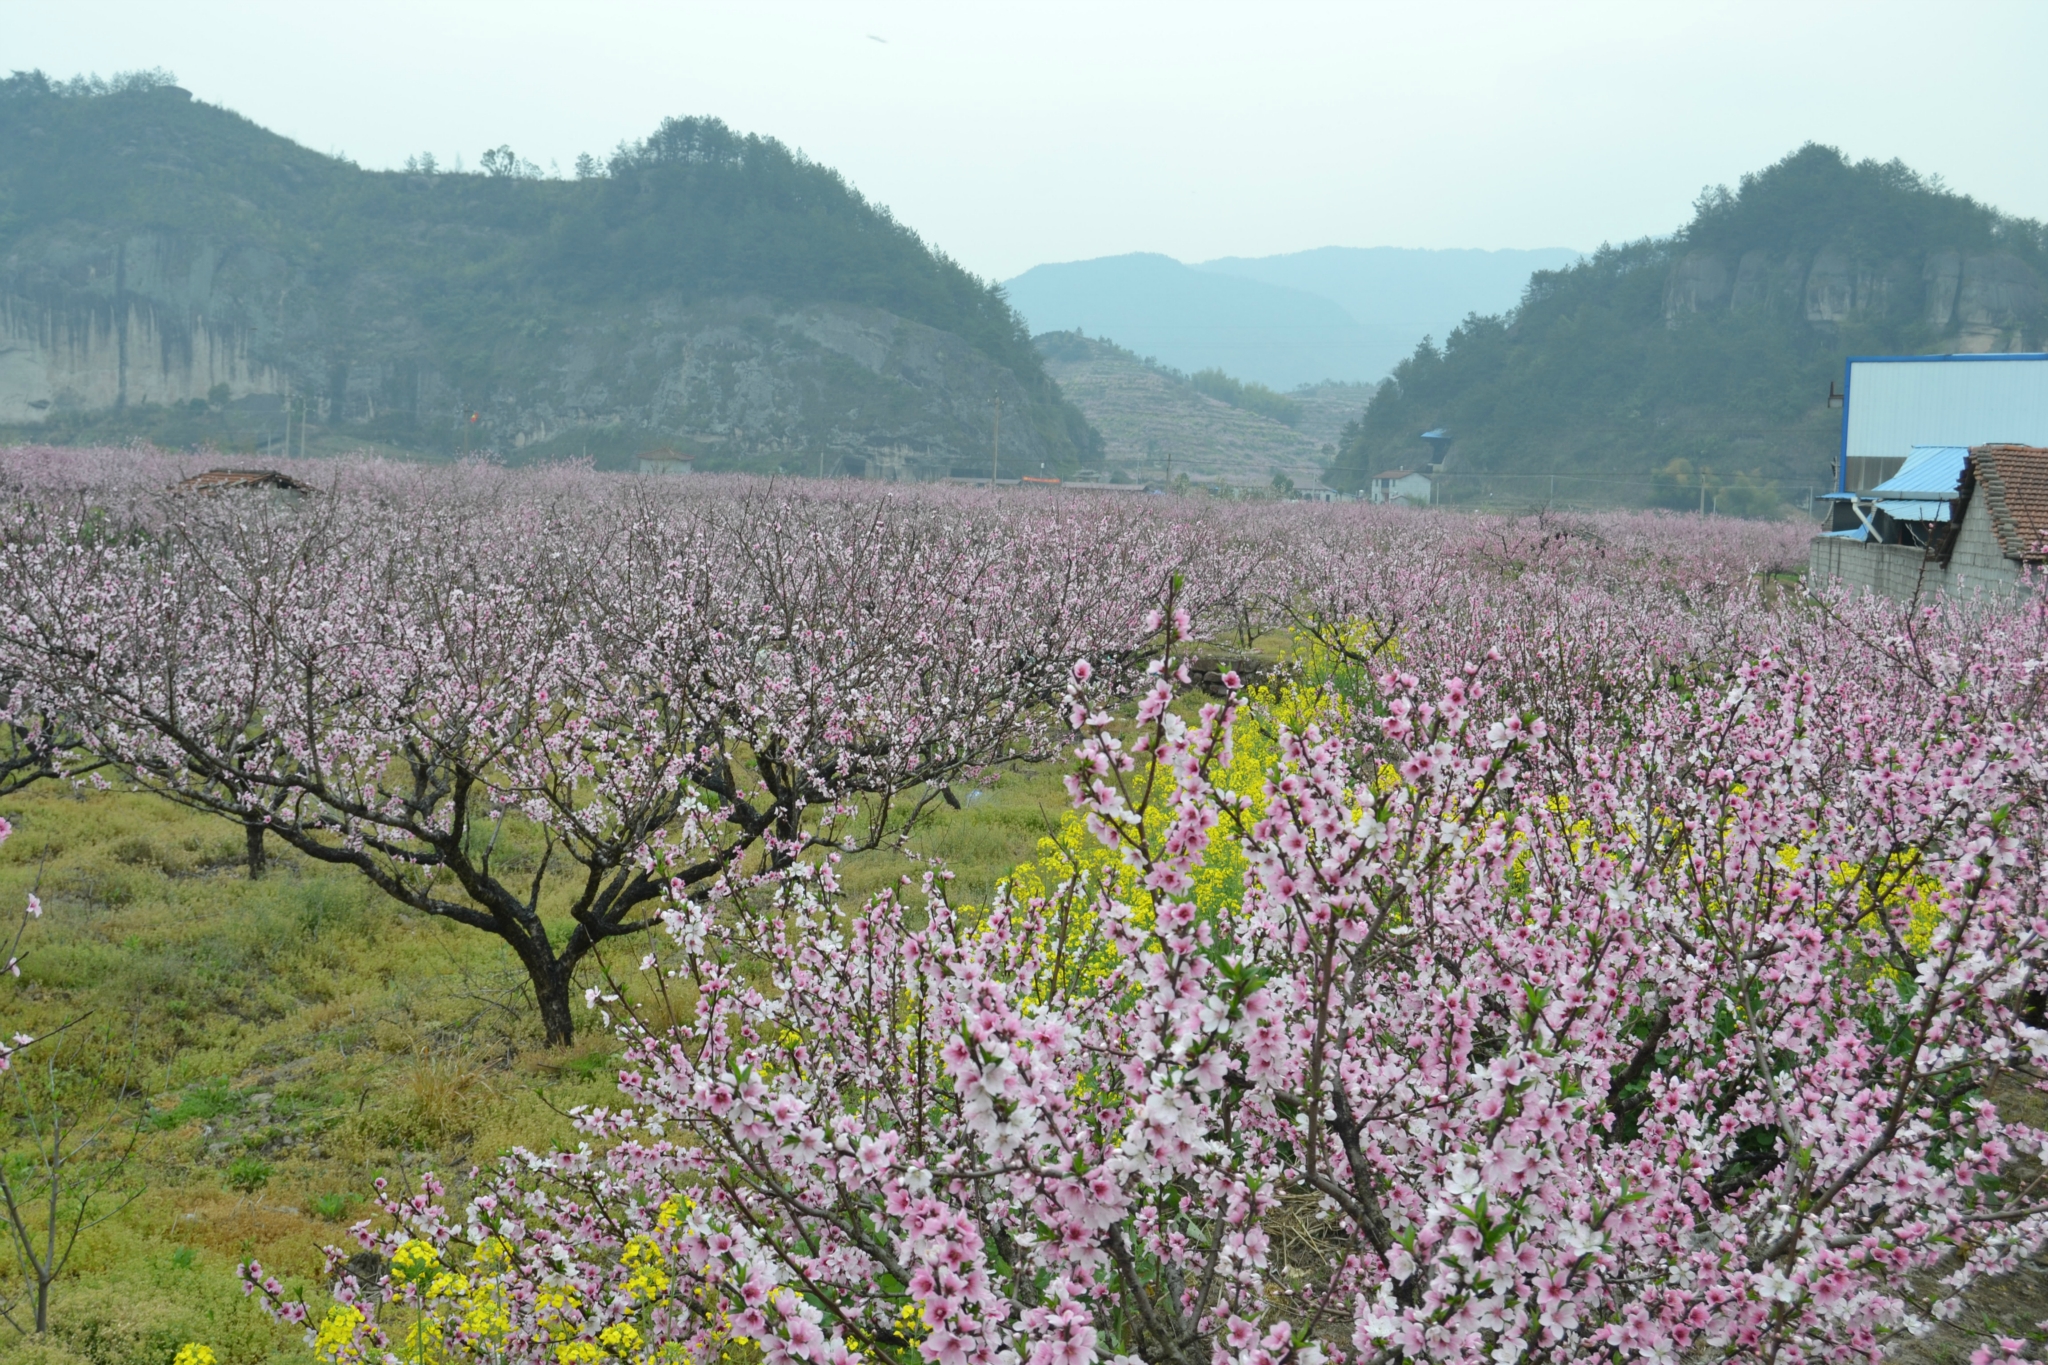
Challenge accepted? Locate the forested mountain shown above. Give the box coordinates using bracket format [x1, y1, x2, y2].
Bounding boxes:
[1331, 145, 2048, 510]
[0, 71, 1099, 474]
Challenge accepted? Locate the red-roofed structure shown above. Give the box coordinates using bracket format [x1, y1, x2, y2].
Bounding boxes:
[1968, 444, 2048, 562]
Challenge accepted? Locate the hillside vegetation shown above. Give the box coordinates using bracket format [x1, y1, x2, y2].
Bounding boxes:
[1032, 332, 1330, 486]
[1331, 144, 2048, 510]
[0, 71, 1097, 475]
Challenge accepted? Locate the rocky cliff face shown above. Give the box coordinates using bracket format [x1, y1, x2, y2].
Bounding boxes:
[0, 228, 1068, 475]
[1663, 245, 2045, 351]
[0, 231, 288, 423]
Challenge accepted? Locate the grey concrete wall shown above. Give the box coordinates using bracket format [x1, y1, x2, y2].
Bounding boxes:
[1808, 498, 2028, 602]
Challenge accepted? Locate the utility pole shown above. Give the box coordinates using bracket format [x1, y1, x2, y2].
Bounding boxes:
[1699, 468, 1708, 516]
[991, 395, 1001, 487]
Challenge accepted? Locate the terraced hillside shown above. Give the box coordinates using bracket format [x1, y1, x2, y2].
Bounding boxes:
[1033, 332, 1329, 487]
[1289, 381, 1375, 447]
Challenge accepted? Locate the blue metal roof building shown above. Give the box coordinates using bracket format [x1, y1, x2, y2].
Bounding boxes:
[1835, 354, 2048, 494]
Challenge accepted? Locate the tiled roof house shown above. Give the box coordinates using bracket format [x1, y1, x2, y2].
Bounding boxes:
[1970, 444, 2048, 563]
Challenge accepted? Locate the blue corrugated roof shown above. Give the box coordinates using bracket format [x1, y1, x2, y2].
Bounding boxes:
[1823, 526, 1870, 541]
[1869, 445, 1969, 499]
[1875, 499, 1951, 522]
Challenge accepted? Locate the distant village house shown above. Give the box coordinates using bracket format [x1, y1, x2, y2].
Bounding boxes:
[1812, 443, 2048, 599]
[636, 450, 695, 475]
[1368, 469, 1433, 506]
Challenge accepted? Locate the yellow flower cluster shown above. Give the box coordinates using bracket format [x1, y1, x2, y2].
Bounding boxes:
[173, 1346, 218, 1365]
[622, 1235, 672, 1301]
[390, 1238, 443, 1284]
[310, 1190, 714, 1364]
[601, 1323, 646, 1354]
[314, 1304, 367, 1363]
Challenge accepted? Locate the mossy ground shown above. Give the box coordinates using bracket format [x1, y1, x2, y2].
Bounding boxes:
[0, 767, 1069, 1364]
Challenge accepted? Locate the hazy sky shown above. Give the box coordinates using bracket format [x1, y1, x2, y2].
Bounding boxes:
[11, 0, 2047, 281]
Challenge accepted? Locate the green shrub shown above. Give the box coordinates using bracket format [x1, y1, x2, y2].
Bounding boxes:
[311, 1191, 356, 1221]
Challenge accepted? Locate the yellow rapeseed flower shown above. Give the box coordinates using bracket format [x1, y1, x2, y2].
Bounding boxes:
[314, 1305, 367, 1363]
[427, 1270, 471, 1299]
[599, 1321, 646, 1355]
[390, 1238, 443, 1285]
[622, 1235, 673, 1301]
[400, 1313, 446, 1364]
[173, 1347, 218, 1365]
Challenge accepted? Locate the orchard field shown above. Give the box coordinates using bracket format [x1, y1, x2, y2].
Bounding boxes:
[0, 447, 2045, 1365]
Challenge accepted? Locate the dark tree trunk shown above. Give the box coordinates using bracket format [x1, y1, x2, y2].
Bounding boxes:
[531, 960, 576, 1048]
[245, 820, 266, 880]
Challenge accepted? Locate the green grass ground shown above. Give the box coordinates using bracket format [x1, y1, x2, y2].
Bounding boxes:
[0, 765, 1071, 1364]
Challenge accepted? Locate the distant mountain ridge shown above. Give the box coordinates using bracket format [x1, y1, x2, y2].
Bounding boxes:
[1002, 246, 1579, 390]
[0, 71, 1098, 475]
[1330, 144, 2048, 510]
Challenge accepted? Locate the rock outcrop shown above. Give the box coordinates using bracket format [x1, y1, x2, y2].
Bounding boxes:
[1, 229, 1075, 475]
[1664, 243, 2044, 350]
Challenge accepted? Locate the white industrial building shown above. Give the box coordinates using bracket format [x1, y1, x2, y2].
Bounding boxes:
[1368, 469, 1434, 506]
[1810, 354, 2048, 600]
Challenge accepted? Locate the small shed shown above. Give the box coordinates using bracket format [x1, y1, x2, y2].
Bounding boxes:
[636, 450, 695, 476]
[1368, 469, 1433, 506]
[173, 468, 314, 496]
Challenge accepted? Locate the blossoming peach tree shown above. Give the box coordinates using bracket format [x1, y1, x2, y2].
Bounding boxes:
[0, 470, 1183, 1046]
[244, 585, 2048, 1365]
